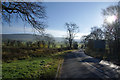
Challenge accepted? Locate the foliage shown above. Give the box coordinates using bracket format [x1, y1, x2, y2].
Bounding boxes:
[2, 38, 74, 79]
[84, 47, 104, 60]
[73, 41, 78, 49]
[2, 47, 69, 62]
[2, 50, 72, 79]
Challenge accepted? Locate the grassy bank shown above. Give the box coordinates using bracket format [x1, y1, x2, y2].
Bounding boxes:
[84, 47, 120, 66]
[2, 50, 74, 79]
[2, 47, 69, 62]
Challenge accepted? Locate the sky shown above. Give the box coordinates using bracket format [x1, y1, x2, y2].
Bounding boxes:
[2, 2, 117, 39]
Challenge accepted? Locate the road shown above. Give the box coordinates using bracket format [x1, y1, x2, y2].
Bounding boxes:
[60, 50, 120, 79]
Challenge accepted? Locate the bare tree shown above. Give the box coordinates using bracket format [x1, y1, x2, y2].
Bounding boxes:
[65, 22, 79, 49]
[102, 3, 120, 56]
[2, 2, 47, 32]
[90, 27, 104, 40]
[81, 26, 104, 50]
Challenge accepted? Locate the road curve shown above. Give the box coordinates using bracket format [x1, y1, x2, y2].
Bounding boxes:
[59, 50, 120, 79]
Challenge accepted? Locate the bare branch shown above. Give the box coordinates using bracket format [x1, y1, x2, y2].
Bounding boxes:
[2, 2, 47, 33]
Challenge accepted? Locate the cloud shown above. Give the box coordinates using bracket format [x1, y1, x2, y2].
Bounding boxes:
[46, 29, 66, 37]
[46, 29, 89, 39]
[2, 26, 89, 39]
[75, 33, 89, 39]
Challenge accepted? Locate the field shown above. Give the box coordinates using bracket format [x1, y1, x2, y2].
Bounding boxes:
[2, 37, 78, 79]
[2, 47, 74, 79]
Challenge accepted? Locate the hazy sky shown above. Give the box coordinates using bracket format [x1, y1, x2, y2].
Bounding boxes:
[2, 2, 117, 39]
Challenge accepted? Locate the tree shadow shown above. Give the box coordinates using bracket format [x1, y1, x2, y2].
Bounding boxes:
[64, 52, 79, 59]
[79, 58, 101, 63]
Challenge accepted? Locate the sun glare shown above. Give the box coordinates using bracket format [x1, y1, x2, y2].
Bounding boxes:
[106, 15, 117, 24]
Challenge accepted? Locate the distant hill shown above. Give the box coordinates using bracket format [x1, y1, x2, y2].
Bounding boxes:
[2, 34, 65, 42]
[2, 34, 80, 42]
[2, 34, 39, 42]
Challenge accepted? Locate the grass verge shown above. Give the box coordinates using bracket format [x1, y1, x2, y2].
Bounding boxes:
[2, 50, 74, 79]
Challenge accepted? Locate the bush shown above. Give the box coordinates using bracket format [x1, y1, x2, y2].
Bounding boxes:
[2, 47, 70, 62]
[73, 42, 78, 49]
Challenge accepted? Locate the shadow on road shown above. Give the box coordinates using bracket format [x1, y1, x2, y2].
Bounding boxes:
[79, 58, 101, 63]
[64, 52, 78, 59]
[60, 50, 120, 78]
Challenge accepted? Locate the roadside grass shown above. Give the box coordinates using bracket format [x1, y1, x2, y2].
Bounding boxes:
[85, 47, 104, 59]
[2, 50, 74, 79]
[85, 47, 120, 66]
[2, 48, 69, 62]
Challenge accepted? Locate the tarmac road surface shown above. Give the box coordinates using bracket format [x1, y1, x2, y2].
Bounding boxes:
[60, 50, 120, 79]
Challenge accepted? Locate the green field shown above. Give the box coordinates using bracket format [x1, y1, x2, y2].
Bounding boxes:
[2, 39, 77, 79]
[2, 50, 73, 79]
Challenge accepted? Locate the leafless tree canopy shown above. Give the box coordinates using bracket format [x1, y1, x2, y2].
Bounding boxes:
[102, 3, 120, 55]
[65, 22, 79, 49]
[102, 4, 120, 41]
[2, 2, 47, 32]
[102, 5, 119, 16]
[90, 27, 104, 40]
